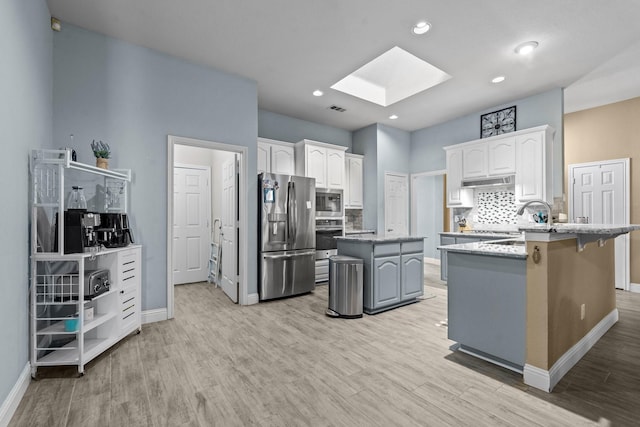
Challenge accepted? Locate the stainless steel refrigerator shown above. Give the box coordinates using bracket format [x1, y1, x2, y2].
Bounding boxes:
[259, 173, 316, 300]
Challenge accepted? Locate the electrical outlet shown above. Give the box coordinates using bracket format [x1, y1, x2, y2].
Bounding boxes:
[580, 304, 586, 320]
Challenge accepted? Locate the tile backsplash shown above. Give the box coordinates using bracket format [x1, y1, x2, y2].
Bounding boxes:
[466, 187, 518, 225]
[345, 209, 363, 230]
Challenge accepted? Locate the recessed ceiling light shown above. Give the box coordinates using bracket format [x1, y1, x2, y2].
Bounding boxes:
[412, 21, 431, 35]
[515, 41, 539, 55]
[491, 76, 505, 83]
[389, 114, 399, 120]
[312, 90, 323, 97]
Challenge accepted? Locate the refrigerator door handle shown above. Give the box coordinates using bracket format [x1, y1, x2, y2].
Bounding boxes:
[263, 250, 315, 260]
[287, 181, 297, 244]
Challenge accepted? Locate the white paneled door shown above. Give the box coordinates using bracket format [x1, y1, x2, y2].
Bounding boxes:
[173, 166, 210, 285]
[384, 172, 409, 237]
[570, 158, 629, 290]
[220, 155, 239, 303]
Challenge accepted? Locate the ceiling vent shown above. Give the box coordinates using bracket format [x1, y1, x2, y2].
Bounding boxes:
[328, 105, 347, 113]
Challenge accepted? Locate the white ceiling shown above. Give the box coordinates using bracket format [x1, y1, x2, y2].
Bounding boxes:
[46, 0, 640, 132]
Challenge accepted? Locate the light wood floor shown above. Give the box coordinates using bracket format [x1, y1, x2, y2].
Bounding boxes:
[11, 265, 640, 426]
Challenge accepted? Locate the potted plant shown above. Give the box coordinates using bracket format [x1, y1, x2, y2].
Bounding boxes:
[91, 140, 111, 169]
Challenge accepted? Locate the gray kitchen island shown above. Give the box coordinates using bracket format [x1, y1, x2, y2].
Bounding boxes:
[336, 235, 424, 314]
[440, 224, 640, 392]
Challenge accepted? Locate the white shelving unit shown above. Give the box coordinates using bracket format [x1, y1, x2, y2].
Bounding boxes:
[29, 149, 141, 378]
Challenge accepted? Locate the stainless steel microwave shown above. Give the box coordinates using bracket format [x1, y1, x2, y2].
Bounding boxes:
[315, 188, 343, 218]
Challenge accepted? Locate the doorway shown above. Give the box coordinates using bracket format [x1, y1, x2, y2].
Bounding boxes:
[568, 158, 630, 290]
[167, 135, 248, 319]
[411, 170, 446, 263]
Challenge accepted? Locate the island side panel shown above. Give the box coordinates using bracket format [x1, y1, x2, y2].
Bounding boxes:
[526, 239, 616, 370]
[448, 252, 527, 367]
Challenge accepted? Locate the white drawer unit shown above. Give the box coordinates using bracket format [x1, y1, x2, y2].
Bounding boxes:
[117, 247, 142, 338]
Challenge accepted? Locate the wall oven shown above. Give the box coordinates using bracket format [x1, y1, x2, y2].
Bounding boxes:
[315, 218, 344, 260]
[316, 188, 343, 218]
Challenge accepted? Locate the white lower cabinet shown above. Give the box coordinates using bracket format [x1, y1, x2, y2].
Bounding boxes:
[30, 245, 142, 377]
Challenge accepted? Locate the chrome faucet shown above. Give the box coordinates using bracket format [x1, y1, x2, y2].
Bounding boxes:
[516, 199, 553, 224]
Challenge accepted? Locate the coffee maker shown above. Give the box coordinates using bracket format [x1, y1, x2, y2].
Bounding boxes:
[96, 213, 134, 248]
[54, 210, 101, 254]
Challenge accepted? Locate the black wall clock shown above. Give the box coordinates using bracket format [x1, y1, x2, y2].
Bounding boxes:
[480, 105, 516, 138]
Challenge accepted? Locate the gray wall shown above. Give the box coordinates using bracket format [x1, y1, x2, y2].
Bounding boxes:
[376, 125, 411, 233]
[410, 88, 564, 196]
[353, 124, 378, 230]
[53, 25, 258, 309]
[0, 0, 52, 409]
[258, 109, 352, 148]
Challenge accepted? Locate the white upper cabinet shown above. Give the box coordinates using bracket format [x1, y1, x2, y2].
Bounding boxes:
[295, 139, 347, 189]
[326, 148, 346, 189]
[257, 138, 295, 175]
[446, 148, 473, 207]
[487, 137, 516, 176]
[305, 144, 328, 187]
[462, 143, 488, 179]
[444, 125, 555, 206]
[257, 142, 270, 174]
[515, 127, 554, 204]
[345, 153, 364, 208]
[271, 144, 295, 175]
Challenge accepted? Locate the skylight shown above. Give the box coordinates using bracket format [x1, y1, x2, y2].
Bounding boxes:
[331, 46, 451, 107]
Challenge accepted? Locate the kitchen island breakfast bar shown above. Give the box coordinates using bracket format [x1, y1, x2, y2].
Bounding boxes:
[440, 224, 640, 392]
[336, 235, 424, 314]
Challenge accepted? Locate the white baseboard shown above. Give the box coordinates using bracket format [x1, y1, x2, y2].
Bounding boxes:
[0, 362, 31, 427]
[247, 293, 259, 305]
[142, 308, 168, 324]
[423, 257, 440, 266]
[629, 282, 640, 293]
[524, 308, 618, 392]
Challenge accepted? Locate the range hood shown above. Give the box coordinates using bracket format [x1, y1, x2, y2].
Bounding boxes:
[461, 175, 514, 188]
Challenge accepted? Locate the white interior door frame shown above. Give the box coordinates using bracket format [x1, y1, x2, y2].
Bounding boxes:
[384, 171, 409, 236]
[568, 158, 630, 291]
[410, 169, 446, 234]
[167, 135, 248, 319]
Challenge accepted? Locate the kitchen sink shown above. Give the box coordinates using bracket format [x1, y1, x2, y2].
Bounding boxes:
[485, 239, 525, 246]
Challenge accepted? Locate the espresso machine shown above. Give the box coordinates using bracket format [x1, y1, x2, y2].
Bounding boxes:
[54, 210, 101, 254]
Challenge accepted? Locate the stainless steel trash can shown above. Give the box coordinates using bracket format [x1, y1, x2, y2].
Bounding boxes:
[326, 255, 363, 318]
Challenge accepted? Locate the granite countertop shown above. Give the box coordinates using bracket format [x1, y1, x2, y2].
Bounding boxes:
[336, 235, 424, 243]
[438, 238, 527, 259]
[520, 223, 640, 250]
[519, 223, 640, 234]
